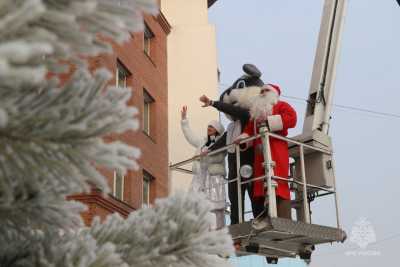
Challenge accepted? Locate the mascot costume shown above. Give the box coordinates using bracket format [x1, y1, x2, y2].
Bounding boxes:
[200, 64, 265, 224]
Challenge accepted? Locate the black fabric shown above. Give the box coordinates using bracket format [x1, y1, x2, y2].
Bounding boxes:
[204, 135, 217, 148]
[212, 101, 250, 124]
[208, 132, 226, 151]
[227, 153, 264, 224]
[243, 64, 262, 78]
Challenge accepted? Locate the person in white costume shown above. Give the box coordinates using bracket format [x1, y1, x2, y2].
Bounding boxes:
[180, 106, 226, 229]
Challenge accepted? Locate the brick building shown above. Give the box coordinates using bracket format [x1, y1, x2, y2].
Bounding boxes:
[70, 6, 171, 225]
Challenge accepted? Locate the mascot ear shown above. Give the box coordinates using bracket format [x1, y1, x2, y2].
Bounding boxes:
[243, 64, 262, 78]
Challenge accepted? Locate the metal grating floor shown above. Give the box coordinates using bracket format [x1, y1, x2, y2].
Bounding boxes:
[229, 217, 347, 258]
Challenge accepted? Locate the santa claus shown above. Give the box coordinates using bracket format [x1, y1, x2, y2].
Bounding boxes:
[236, 83, 297, 219]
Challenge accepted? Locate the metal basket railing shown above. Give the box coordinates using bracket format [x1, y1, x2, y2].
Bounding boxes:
[169, 127, 341, 229]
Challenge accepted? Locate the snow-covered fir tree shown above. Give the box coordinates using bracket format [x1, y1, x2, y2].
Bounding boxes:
[0, 1, 233, 266]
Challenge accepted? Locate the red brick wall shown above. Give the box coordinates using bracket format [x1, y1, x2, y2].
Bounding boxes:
[69, 190, 135, 225]
[70, 12, 170, 224]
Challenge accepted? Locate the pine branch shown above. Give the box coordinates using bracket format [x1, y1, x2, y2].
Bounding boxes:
[0, 1, 235, 266]
[0, 0, 157, 89]
[0, 228, 128, 267]
[0, 193, 234, 267]
[0, 0, 146, 242]
[89, 193, 234, 267]
[0, 68, 140, 231]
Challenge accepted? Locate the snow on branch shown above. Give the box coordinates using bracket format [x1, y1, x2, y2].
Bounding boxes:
[89, 192, 234, 267]
[0, 227, 128, 267]
[0, 0, 146, 241]
[0, 68, 140, 231]
[0, 0, 157, 89]
[0, 0, 235, 266]
[0, 193, 234, 267]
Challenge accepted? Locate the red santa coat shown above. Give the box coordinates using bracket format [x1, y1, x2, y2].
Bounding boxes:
[242, 101, 297, 201]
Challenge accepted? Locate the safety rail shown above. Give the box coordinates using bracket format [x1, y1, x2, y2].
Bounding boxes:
[169, 128, 341, 229]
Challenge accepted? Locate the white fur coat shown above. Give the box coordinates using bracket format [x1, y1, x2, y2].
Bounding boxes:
[180, 119, 226, 176]
[181, 118, 226, 210]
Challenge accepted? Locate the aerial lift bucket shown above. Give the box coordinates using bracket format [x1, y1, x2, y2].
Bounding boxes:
[227, 129, 346, 264]
[170, 129, 347, 264]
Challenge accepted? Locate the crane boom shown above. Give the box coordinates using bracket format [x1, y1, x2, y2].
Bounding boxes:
[290, 0, 347, 220]
[303, 0, 347, 135]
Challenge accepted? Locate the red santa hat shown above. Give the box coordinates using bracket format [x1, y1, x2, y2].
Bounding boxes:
[261, 83, 281, 96]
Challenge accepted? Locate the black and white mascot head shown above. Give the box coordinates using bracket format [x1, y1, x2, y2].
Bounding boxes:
[220, 64, 265, 120]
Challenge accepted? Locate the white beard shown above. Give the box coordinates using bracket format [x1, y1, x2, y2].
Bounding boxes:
[249, 91, 278, 121]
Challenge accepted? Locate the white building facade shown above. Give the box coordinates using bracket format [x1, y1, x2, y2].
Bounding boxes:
[162, 0, 220, 192]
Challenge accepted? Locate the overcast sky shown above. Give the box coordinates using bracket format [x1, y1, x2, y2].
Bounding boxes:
[208, 0, 400, 266]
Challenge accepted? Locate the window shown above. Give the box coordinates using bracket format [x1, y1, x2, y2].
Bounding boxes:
[113, 171, 125, 201]
[116, 61, 130, 88]
[142, 170, 153, 207]
[143, 89, 154, 135]
[143, 24, 154, 56]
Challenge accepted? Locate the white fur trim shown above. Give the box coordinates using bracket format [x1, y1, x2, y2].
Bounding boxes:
[267, 115, 284, 132]
[262, 84, 279, 96]
[181, 118, 205, 147]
